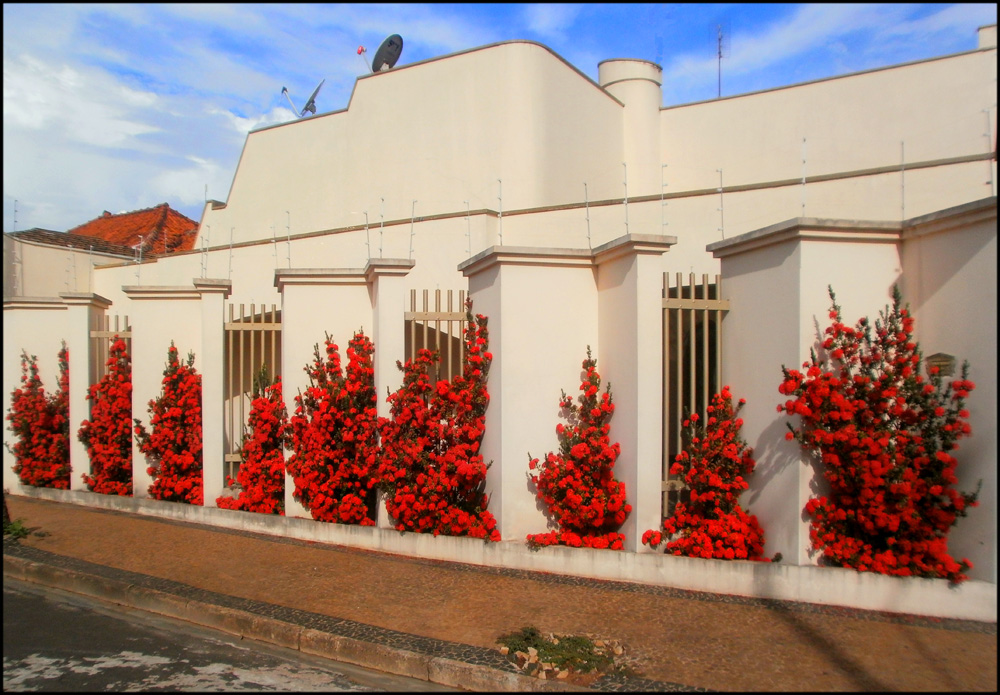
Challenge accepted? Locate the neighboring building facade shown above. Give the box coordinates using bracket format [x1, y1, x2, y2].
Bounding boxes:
[3, 27, 997, 618]
[3, 203, 199, 299]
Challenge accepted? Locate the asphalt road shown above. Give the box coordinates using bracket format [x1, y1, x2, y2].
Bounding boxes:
[3, 578, 454, 692]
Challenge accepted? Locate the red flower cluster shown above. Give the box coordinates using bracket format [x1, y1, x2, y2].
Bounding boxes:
[217, 367, 287, 515]
[6, 345, 71, 489]
[79, 338, 133, 496]
[780, 286, 979, 582]
[527, 349, 629, 550]
[134, 344, 204, 505]
[287, 332, 379, 524]
[643, 388, 769, 561]
[377, 302, 500, 541]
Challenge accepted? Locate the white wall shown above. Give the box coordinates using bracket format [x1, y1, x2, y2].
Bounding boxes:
[662, 47, 997, 190]
[714, 222, 904, 565]
[899, 200, 998, 582]
[200, 41, 625, 248]
[3, 300, 69, 491]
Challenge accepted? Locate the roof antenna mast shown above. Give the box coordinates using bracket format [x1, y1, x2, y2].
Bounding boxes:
[716, 21, 730, 99]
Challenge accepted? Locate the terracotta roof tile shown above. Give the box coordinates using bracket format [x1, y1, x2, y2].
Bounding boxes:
[67, 203, 199, 255]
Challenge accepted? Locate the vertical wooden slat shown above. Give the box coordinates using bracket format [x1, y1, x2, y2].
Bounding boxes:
[272, 304, 278, 377]
[421, 289, 429, 369]
[459, 290, 466, 370]
[248, 304, 256, 480]
[238, 303, 245, 481]
[409, 289, 416, 364]
[248, 303, 255, 394]
[227, 303, 235, 477]
[434, 289, 442, 381]
[673, 273, 682, 466]
[662, 272, 670, 514]
[445, 290, 453, 379]
[715, 275, 723, 399]
[701, 273, 709, 414]
[687, 273, 696, 422]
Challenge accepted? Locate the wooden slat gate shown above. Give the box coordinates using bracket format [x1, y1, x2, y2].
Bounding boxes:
[224, 303, 281, 484]
[662, 273, 729, 518]
[90, 314, 132, 384]
[404, 289, 468, 383]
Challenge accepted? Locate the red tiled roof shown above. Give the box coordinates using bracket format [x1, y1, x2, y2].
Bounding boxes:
[67, 203, 199, 255]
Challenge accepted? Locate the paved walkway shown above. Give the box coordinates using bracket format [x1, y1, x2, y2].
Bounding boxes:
[3, 495, 996, 692]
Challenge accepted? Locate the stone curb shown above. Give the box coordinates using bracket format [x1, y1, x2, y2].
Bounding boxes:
[3, 553, 590, 692]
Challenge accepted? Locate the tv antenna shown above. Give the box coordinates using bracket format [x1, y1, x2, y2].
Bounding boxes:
[370, 34, 403, 72]
[716, 21, 730, 99]
[356, 45, 371, 72]
[281, 78, 325, 118]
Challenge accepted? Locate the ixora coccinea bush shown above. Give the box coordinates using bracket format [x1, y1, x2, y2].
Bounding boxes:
[6, 344, 71, 489]
[780, 286, 979, 582]
[527, 348, 630, 550]
[134, 343, 204, 505]
[376, 301, 500, 541]
[217, 365, 287, 515]
[642, 387, 770, 561]
[79, 337, 133, 496]
[286, 331, 379, 524]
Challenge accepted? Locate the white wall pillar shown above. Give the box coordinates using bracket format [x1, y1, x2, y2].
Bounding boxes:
[59, 292, 113, 491]
[365, 259, 416, 418]
[194, 279, 232, 507]
[593, 235, 676, 551]
[709, 219, 902, 565]
[123, 285, 204, 499]
[461, 246, 598, 542]
[275, 268, 375, 519]
[365, 259, 415, 529]
[2, 298, 68, 492]
[899, 199, 998, 583]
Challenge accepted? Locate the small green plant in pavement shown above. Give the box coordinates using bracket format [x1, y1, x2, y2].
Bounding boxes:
[3, 517, 30, 540]
[497, 625, 635, 680]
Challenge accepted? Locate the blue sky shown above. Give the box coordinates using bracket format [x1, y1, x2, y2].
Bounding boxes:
[3, 3, 996, 233]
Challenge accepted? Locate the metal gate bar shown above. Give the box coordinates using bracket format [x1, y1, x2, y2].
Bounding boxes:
[662, 273, 729, 518]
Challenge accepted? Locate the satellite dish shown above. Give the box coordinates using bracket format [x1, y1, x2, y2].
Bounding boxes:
[371, 34, 403, 72]
[300, 79, 325, 115]
[280, 78, 325, 118]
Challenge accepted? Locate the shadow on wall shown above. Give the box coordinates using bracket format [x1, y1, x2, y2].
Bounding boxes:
[903, 217, 993, 317]
[746, 416, 807, 511]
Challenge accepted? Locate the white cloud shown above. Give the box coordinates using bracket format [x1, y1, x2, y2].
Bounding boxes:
[150, 155, 229, 208]
[209, 105, 297, 138]
[883, 3, 998, 40]
[523, 4, 583, 42]
[3, 54, 160, 148]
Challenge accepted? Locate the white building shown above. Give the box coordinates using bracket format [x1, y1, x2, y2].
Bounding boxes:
[4, 27, 997, 621]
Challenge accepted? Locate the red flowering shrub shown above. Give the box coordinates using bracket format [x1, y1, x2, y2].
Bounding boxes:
[780, 286, 979, 582]
[286, 332, 379, 524]
[134, 344, 204, 505]
[527, 349, 630, 550]
[6, 344, 71, 489]
[377, 302, 500, 541]
[217, 366, 287, 515]
[642, 387, 769, 561]
[79, 337, 133, 496]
